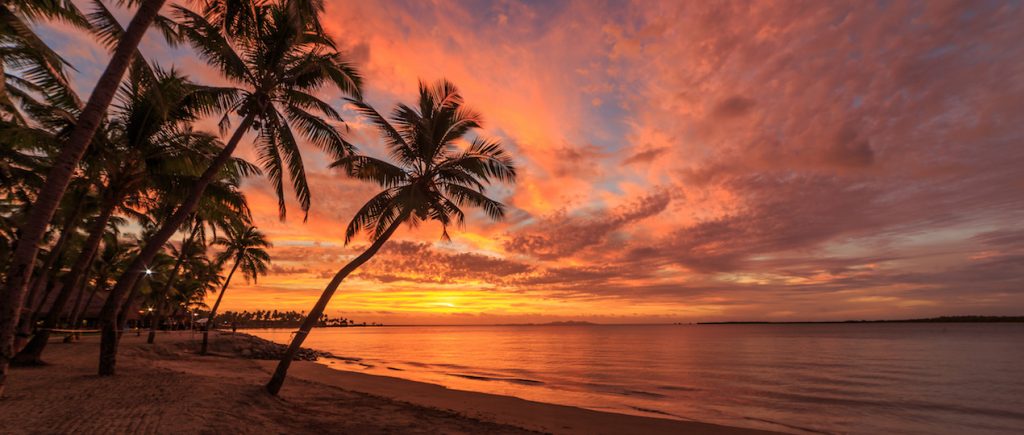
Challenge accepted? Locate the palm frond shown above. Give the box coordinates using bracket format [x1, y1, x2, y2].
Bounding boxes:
[330, 155, 407, 188]
[346, 98, 417, 165]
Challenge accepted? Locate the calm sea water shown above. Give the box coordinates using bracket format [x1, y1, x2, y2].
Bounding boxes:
[250, 324, 1024, 434]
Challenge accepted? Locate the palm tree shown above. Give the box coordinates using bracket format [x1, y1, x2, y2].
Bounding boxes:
[97, 0, 361, 376]
[68, 229, 131, 334]
[12, 63, 236, 363]
[0, 0, 169, 394]
[147, 225, 206, 344]
[102, 166, 251, 346]
[265, 80, 517, 395]
[0, 0, 87, 122]
[11, 183, 89, 351]
[170, 255, 223, 329]
[201, 223, 270, 354]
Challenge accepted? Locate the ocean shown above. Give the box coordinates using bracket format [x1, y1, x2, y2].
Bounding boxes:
[249, 323, 1024, 434]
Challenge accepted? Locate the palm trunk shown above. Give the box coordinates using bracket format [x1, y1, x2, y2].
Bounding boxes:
[30, 274, 60, 323]
[98, 114, 255, 376]
[14, 195, 115, 364]
[14, 192, 87, 352]
[72, 264, 112, 332]
[146, 300, 165, 344]
[70, 277, 103, 333]
[115, 278, 145, 341]
[201, 259, 239, 355]
[62, 252, 98, 344]
[66, 253, 100, 341]
[0, 0, 165, 395]
[16, 253, 64, 354]
[147, 231, 191, 345]
[23, 190, 87, 316]
[266, 212, 408, 395]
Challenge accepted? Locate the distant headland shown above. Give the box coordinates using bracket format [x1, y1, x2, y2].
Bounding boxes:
[697, 315, 1024, 325]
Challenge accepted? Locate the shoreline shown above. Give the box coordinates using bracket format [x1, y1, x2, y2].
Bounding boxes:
[259, 357, 778, 435]
[219, 331, 785, 434]
[0, 331, 780, 434]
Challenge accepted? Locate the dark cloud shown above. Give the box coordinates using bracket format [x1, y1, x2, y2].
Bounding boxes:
[551, 143, 606, 177]
[712, 95, 756, 119]
[823, 122, 875, 168]
[623, 146, 669, 165]
[972, 229, 1024, 249]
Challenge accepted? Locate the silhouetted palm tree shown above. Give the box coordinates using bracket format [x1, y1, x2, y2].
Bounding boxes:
[0, 1, 167, 391]
[13, 65, 236, 363]
[0, 0, 86, 121]
[201, 224, 270, 354]
[147, 226, 206, 344]
[265, 79, 517, 394]
[68, 229, 132, 334]
[97, 0, 360, 376]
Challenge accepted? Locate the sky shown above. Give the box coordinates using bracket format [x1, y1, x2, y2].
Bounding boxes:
[38, 0, 1024, 323]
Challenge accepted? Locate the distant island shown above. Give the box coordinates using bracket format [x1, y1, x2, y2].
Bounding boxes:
[216, 310, 384, 329]
[698, 315, 1024, 324]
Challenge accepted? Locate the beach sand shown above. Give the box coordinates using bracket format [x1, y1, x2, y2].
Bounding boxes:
[0, 331, 779, 434]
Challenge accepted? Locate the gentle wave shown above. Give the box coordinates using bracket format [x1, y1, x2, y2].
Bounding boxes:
[446, 373, 546, 385]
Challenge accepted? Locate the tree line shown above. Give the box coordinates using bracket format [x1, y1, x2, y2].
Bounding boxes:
[216, 310, 380, 328]
[0, 0, 516, 396]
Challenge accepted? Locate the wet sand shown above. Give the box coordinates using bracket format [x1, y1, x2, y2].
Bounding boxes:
[0, 331, 780, 434]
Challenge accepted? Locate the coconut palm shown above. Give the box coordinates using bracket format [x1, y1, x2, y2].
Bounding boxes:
[201, 223, 270, 354]
[68, 229, 132, 334]
[101, 167, 251, 348]
[13, 183, 90, 343]
[172, 253, 223, 330]
[265, 79, 517, 394]
[0, 0, 87, 122]
[147, 229, 207, 343]
[0, 0, 169, 393]
[97, 0, 361, 376]
[12, 64, 240, 364]
[141, 174, 250, 344]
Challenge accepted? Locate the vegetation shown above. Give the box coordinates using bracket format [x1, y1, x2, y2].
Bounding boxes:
[0, 0, 516, 398]
[265, 79, 517, 395]
[201, 224, 271, 354]
[215, 310, 377, 328]
[1, 0, 167, 387]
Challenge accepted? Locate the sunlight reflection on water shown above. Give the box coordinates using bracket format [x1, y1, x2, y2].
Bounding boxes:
[251, 323, 1024, 434]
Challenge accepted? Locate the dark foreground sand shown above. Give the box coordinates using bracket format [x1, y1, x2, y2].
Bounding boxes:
[0, 332, 780, 435]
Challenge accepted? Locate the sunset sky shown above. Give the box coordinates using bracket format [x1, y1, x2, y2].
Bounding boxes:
[39, 0, 1024, 323]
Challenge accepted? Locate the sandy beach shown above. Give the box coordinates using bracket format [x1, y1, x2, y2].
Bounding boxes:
[0, 331, 778, 434]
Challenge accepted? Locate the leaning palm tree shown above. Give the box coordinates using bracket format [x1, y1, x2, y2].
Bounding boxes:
[0, 0, 170, 393]
[68, 229, 131, 334]
[97, 0, 360, 376]
[13, 64, 239, 364]
[265, 79, 517, 394]
[201, 224, 270, 354]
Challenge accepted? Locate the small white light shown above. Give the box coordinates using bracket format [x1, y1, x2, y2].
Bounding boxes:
[145, 268, 153, 275]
